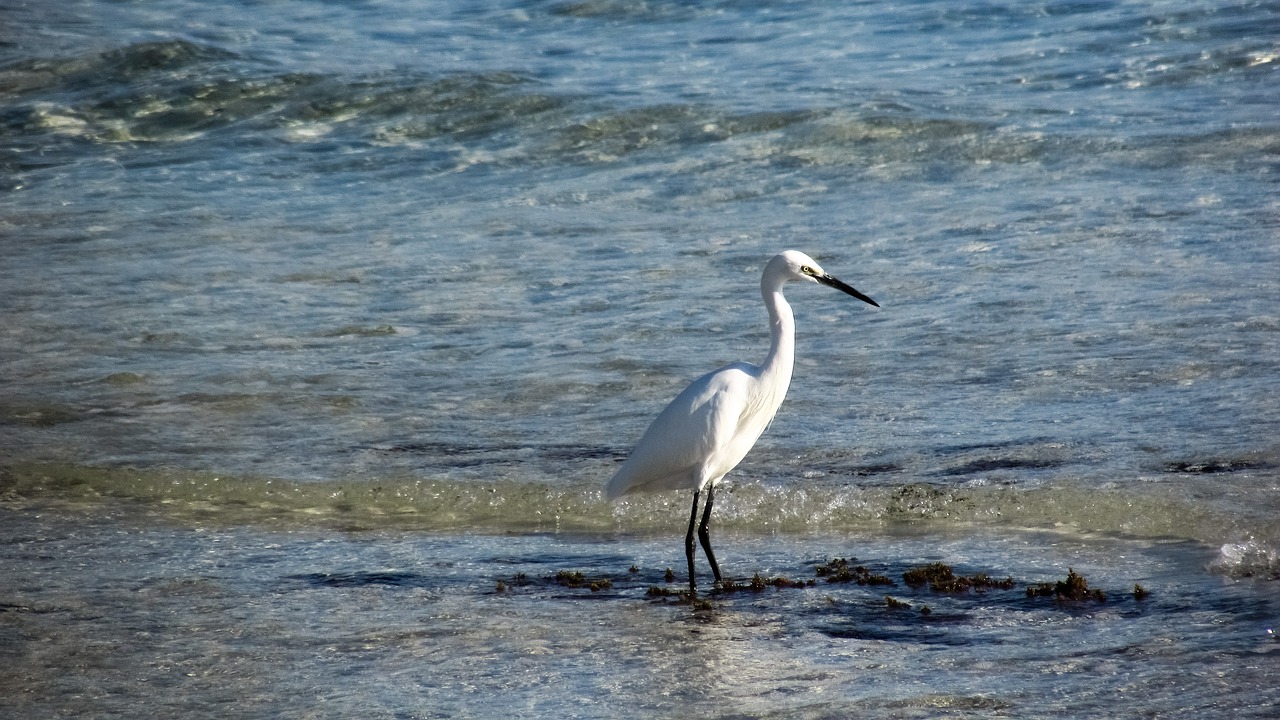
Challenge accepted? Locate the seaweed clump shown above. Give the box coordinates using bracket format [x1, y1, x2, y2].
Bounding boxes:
[554, 570, 612, 592]
[718, 572, 814, 593]
[902, 563, 1015, 593]
[494, 572, 530, 594]
[645, 585, 713, 611]
[1026, 568, 1106, 603]
[884, 595, 932, 615]
[815, 558, 896, 586]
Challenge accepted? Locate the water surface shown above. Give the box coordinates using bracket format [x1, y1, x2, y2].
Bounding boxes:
[2, 0, 1278, 716]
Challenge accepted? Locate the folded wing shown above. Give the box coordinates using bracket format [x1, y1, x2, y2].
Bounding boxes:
[604, 364, 754, 500]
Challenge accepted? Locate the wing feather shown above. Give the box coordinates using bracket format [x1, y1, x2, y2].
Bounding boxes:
[605, 364, 753, 500]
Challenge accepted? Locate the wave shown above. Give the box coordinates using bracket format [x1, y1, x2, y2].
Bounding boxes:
[6, 38, 1275, 181]
[3, 461, 1275, 579]
[0, 39, 562, 149]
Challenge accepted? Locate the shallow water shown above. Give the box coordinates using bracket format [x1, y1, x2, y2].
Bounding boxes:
[2, 0, 1279, 716]
[2, 498, 1277, 719]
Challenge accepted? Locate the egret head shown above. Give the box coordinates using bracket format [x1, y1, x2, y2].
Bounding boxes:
[769, 250, 879, 307]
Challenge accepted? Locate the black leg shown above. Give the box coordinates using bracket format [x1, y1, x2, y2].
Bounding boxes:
[698, 483, 723, 583]
[686, 490, 700, 592]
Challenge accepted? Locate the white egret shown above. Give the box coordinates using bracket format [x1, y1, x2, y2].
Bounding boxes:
[605, 250, 879, 592]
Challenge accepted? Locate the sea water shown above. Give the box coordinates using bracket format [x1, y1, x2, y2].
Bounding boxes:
[2, 0, 1278, 717]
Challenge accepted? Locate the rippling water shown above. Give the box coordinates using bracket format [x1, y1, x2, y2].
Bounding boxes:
[2, 0, 1279, 717]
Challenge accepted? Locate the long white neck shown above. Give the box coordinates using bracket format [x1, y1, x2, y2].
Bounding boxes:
[759, 277, 795, 390]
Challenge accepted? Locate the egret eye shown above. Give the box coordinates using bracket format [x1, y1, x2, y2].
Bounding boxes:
[801, 265, 815, 275]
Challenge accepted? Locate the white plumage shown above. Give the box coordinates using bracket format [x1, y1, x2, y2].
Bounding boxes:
[605, 250, 879, 591]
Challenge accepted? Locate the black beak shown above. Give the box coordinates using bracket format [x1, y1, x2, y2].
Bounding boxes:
[816, 273, 879, 308]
